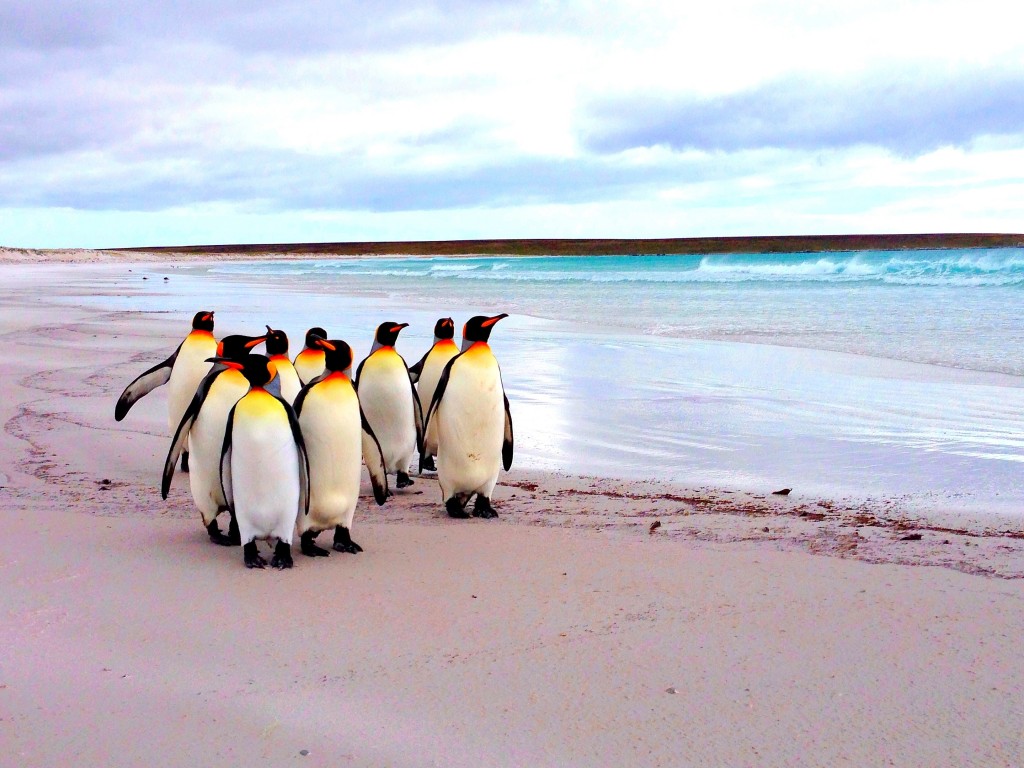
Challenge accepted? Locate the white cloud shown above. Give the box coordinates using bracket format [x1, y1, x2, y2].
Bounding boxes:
[1, 0, 1023, 245]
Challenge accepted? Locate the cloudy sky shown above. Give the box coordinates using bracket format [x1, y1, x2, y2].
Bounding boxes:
[2, 0, 1022, 248]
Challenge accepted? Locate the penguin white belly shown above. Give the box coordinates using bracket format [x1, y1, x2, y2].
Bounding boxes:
[437, 357, 505, 499]
[417, 343, 459, 455]
[188, 370, 249, 524]
[166, 331, 216, 433]
[270, 357, 303, 404]
[360, 351, 416, 473]
[298, 379, 363, 533]
[294, 349, 326, 386]
[230, 397, 300, 544]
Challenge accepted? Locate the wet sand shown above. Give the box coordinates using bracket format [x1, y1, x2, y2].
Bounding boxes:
[1, 254, 1022, 766]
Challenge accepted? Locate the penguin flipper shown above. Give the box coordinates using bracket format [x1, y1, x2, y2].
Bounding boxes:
[502, 393, 514, 471]
[161, 368, 218, 498]
[410, 374, 424, 457]
[420, 354, 458, 471]
[220, 404, 237, 512]
[407, 351, 428, 383]
[360, 408, 390, 505]
[114, 343, 181, 420]
[280, 397, 310, 517]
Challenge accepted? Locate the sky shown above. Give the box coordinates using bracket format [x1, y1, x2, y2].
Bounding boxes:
[2, 0, 1023, 248]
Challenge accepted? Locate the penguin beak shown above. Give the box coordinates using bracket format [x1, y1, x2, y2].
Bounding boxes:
[245, 335, 268, 349]
[390, 323, 409, 334]
[481, 313, 509, 328]
[314, 338, 336, 351]
[265, 325, 274, 334]
[206, 357, 244, 371]
[202, 312, 213, 321]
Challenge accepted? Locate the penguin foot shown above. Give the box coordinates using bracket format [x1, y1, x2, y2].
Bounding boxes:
[243, 542, 266, 569]
[207, 520, 234, 546]
[446, 497, 470, 519]
[419, 455, 436, 473]
[396, 471, 414, 489]
[300, 531, 330, 557]
[333, 526, 363, 554]
[180, 451, 190, 473]
[270, 541, 293, 569]
[473, 496, 499, 519]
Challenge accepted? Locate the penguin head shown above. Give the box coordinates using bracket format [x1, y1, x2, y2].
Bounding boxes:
[191, 311, 215, 332]
[313, 338, 354, 375]
[462, 314, 508, 348]
[373, 322, 409, 349]
[206, 353, 273, 388]
[216, 333, 268, 361]
[304, 327, 328, 348]
[264, 326, 289, 356]
[433, 317, 456, 341]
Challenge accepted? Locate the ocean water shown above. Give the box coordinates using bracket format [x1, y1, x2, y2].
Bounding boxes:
[94, 248, 1024, 518]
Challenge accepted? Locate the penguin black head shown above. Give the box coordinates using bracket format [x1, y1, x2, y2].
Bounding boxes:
[207, 354, 273, 388]
[192, 311, 215, 332]
[216, 333, 268, 361]
[313, 338, 354, 373]
[374, 322, 409, 348]
[433, 317, 455, 340]
[304, 327, 328, 347]
[264, 326, 289, 356]
[463, 314, 508, 345]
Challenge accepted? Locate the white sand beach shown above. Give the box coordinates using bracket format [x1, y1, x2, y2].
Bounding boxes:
[1, 251, 1022, 766]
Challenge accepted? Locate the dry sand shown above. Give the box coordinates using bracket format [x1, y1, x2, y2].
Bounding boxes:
[1, 250, 1022, 766]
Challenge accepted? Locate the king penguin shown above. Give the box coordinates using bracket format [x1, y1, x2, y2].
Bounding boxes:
[293, 326, 328, 385]
[264, 326, 302, 404]
[163, 332, 268, 545]
[355, 322, 423, 490]
[115, 310, 217, 472]
[294, 338, 388, 556]
[408, 318, 459, 472]
[219, 354, 309, 569]
[423, 314, 513, 519]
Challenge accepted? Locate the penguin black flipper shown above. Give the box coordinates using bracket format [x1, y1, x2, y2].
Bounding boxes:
[502, 393, 514, 471]
[409, 370, 424, 457]
[278, 395, 310, 517]
[114, 342, 182, 420]
[407, 350, 429, 383]
[420, 353, 460, 472]
[360, 408, 390, 505]
[352, 357, 368, 392]
[162, 367, 221, 498]
[219, 403, 237, 512]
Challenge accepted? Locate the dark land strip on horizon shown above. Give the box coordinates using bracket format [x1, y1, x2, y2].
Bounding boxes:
[111, 233, 1023, 257]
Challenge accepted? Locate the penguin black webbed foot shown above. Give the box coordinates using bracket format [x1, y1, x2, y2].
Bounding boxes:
[270, 541, 293, 569]
[333, 526, 363, 554]
[396, 471, 414, 489]
[446, 497, 471, 519]
[243, 542, 266, 569]
[207, 520, 235, 547]
[473, 496, 499, 519]
[419, 455, 436, 473]
[300, 531, 330, 557]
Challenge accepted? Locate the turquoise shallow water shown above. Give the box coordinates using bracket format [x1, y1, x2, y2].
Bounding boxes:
[79, 250, 1024, 518]
[212, 248, 1024, 376]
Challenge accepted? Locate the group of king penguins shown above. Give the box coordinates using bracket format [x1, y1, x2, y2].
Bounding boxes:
[115, 310, 513, 569]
